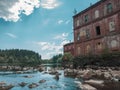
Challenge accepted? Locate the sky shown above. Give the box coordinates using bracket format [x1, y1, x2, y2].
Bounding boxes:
[0, 0, 99, 59]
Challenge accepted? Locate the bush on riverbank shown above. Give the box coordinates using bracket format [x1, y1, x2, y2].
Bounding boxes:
[73, 51, 120, 69]
[62, 53, 74, 68]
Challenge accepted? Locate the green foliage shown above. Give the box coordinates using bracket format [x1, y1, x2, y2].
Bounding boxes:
[41, 54, 63, 66]
[62, 53, 73, 62]
[73, 51, 120, 68]
[52, 54, 63, 63]
[0, 49, 41, 66]
[62, 53, 74, 68]
[41, 59, 53, 64]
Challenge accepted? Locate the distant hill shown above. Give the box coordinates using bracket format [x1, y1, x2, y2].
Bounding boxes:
[0, 49, 41, 66]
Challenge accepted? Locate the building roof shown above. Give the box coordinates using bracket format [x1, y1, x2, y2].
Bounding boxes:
[64, 42, 74, 47]
[73, 0, 107, 18]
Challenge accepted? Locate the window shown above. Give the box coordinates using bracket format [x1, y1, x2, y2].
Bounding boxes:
[95, 10, 99, 18]
[77, 47, 81, 55]
[97, 42, 102, 49]
[84, 15, 89, 23]
[79, 19, 82, 25]
[77, 33, 80, 41]
[109, 21, 115, 31]
[80, 30, 86, 37]
[86, 45, 91, 53]
[96, 26, 101, 35]
[86, 29, 90, 39]
[111, 40, 117, 48]
[76, 20, 79, 26]
[107, 3, 113, 13]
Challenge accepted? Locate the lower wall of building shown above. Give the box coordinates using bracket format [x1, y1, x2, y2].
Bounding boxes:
[75, 34, 120, 56]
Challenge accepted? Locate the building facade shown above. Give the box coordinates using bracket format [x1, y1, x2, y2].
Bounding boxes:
[64, 42, 74, 56]
[64, 0, 120, 57]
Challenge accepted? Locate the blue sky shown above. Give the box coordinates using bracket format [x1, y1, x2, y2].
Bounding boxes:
[0, 0, 98, 59]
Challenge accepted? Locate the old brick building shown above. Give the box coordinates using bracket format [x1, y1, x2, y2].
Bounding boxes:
[64, 42, 74, 56]
[64, 0, 120, 57]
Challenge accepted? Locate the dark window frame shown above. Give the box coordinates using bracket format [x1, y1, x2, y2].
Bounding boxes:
[84, 14, 89, 23]
[96, 26, 101, 36]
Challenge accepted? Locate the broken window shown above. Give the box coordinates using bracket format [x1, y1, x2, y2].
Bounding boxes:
[96, 26, 101, 36]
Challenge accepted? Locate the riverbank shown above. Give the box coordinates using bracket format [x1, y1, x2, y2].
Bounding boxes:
[64, 67, 120, 90]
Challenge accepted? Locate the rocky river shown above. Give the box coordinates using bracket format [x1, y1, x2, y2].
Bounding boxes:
[0, 65, 120, 90]
[0, 67, 79, 90]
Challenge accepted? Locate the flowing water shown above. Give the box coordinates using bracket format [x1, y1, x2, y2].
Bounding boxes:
[0, 69, 80, 90]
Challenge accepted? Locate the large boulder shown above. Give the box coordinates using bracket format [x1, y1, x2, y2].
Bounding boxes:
[80, 84, 97, 90]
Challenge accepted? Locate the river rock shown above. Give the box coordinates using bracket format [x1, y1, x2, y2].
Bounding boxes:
[19, 82, 27, 87]
[84, 79, 104, 87]
[39, 79, 46, 83]
[49, 70, 59, 75]
[23, 75, 33, 78]
[64, 69, 78, 77]
[0, 83, 14, 90]
[80, 84, 97, 90]
[103, 72, 112, 79]
[81, 69, 95, 80]
[50, 85, 57, 89]
[54, 73, 59, 80]
[28, 83, 39, 88]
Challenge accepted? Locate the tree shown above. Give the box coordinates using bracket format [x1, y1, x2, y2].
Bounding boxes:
[62, 52, 74, 68]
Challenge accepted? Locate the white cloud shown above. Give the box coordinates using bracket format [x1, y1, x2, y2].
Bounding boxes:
[41, 0, 62, 9]
[5, 33, 17, 38]
[54, 33, 68, 40]
[58, 20, 63, 24]
[34, 39, 69, 59]
[0, 0, 40, 22]
[57, 19, 71, 25]
[65, 20, 70, 24]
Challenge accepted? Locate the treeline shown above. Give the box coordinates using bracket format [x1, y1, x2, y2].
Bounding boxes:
[0, 49, 41, 66]
[41, 54, 63, 64]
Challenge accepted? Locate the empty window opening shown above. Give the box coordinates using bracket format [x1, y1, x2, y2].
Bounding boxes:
[96, 26, 101, 35]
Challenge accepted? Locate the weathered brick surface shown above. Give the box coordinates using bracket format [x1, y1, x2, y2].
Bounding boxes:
[64, 0, 120, 57]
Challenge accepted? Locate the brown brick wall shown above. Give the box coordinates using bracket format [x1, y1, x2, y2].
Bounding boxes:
[64, 0, 120, 57]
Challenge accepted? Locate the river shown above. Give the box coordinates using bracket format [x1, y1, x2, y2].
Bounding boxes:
[0, 68, 80, 90]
